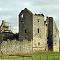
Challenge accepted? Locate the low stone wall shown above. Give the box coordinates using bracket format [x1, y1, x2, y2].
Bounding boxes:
[0, 40, 32, 55]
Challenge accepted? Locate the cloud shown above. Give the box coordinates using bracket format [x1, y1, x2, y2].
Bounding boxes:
[32, 0, 58, 5]
[0, 0, 59, 34]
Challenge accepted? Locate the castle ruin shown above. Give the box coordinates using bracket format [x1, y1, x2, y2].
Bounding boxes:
[19, 8, 59, 52]
[0, 8, 59, 55]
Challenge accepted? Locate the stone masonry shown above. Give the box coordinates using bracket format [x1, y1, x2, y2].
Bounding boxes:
[0, 8, 59, 55]
[19, 8, 59, 53]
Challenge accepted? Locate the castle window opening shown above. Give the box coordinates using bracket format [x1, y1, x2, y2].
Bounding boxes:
[25, 29, 27, 33]
[38, 19, 39, 22]
[38, 42, 40, 46]
[38, 28, 39, 33]
[46, 24, 47, 26]
[21, 20, 24, 23]
[55, 42, 56, 45]
[47, 41, 48, 44]
[6, 26, 8, 28]
[21, 14, 23, 18]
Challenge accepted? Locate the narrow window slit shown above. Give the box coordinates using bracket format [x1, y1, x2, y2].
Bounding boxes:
[38, 28, 39, 33]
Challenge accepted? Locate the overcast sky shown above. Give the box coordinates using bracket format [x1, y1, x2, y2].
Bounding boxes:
[0, 0, 59, 34]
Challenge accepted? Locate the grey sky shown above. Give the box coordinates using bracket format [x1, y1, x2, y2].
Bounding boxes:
[0, 0, 59, 33]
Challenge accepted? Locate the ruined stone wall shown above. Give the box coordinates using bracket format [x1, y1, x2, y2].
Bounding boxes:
[47, 17, 53, 51]
[53, 20, 59, 52]
[44, 21, 48, 51]
[46, 17, 59, 52]
[0, 40, 32, 55]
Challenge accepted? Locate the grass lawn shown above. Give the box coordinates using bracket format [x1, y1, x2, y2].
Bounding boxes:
[0, 52, 60, 60]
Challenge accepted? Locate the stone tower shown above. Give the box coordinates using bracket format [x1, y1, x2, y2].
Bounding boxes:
[19, 8, 47, 52]
[33, 14, 47, 51]
[53, 20, 59, 52]
[19, 8, 33, 41]
[47, 17, 53, 51]
[46, 17, 59, 52]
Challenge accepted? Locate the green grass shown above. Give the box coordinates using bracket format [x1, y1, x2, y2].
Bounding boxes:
[0, 52, 60, 60]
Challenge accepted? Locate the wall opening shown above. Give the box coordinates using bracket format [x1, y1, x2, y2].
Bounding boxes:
[25, 29, 27, 33]
[38, 19, 39, 22]
[38, 28, 39, 33]
[38, 42, 40, 46]
[21, 14, 23, 18]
